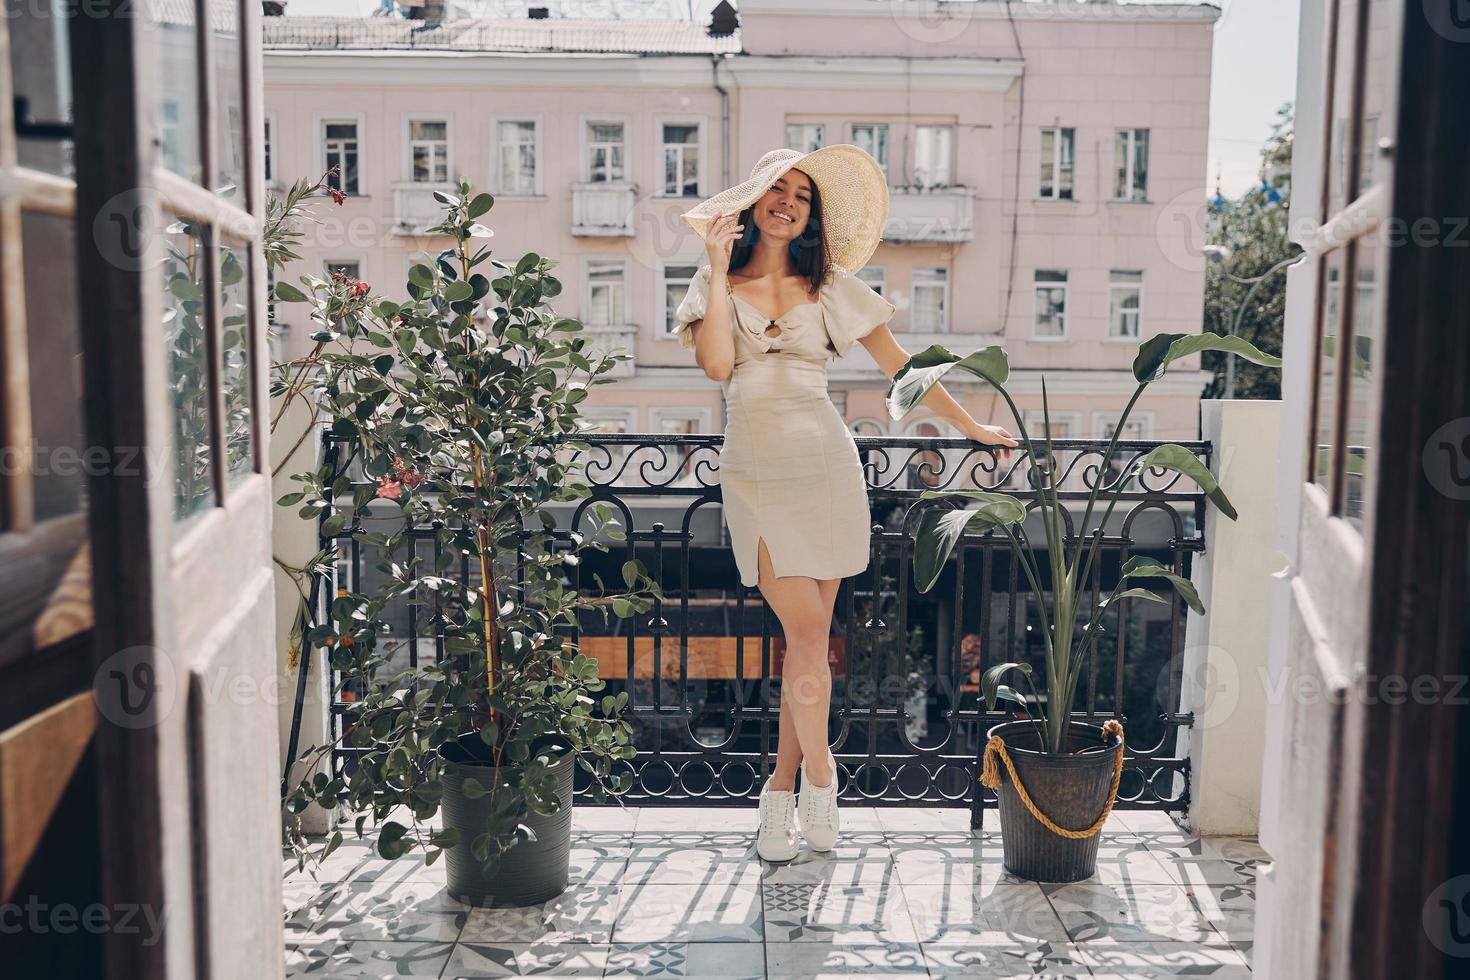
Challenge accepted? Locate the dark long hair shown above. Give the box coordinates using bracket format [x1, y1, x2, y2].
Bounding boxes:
[728, 180, 828, 296]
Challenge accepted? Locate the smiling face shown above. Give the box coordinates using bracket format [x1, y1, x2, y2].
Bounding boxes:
[750, 167, 814, 244]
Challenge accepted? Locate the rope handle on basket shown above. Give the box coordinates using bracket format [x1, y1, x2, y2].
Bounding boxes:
[979, 719, 1125, 840]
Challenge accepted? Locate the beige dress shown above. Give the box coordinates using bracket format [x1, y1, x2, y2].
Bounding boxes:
[672, 264, 898, 588]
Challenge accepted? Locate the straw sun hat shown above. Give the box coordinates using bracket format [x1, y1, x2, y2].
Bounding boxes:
[679, 144, 890, 274]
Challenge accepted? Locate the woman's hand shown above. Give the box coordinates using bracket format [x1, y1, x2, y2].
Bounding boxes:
[702, 210, 743, 276]
[962, 420, 1020, 459]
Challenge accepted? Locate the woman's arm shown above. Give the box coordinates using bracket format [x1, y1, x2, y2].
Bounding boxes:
[688, 266, 736, 382]
[858, 324, 1018, 454]
[687, 212, 744, 382]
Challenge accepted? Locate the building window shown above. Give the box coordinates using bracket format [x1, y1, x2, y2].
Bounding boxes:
[160, 101, 182, 174]
[1097, 414, 1150, 485]
[1360, 113, 1380, 190]
[497, 120, 538, 195]
[1040, 127, 1075, 200]
[1022, 410, 1080, 489]
[587, 121, 625, 183]
[661, 123, 700, 197]
[914, 125, 954, 188]
[1034, 270, 1068, 338]
[851, 123, 889, 176]
[660, 262, 700, 337]
[656, 412, 704, 436]
[1025, 410, 1079, 441]
[263, 114, 274, 184]
[787, 123, 824, 152]
[1109, 270, 1144, 338]
[857, 266, 885, 296]
[409, 119, 449, 183]
[585, 259, 626, 326]
[325, 259, 360, 281]
[323, 120, 360, 194]
[912, 267, 948, 332]
[1114, 128, 1150, 201]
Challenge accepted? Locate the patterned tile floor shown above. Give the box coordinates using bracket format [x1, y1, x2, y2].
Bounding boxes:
[283, 806, 1262, 978]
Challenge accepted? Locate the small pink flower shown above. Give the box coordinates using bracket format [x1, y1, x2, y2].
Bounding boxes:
[375, 476, 403, 500]
[391, 457, 425, 489]
[351, 279, 371, 297]
[329, 187, 347, 205]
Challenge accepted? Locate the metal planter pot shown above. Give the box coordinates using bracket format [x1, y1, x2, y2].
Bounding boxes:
[438, 734, 575, 907]
[986, 720, 1122, 883]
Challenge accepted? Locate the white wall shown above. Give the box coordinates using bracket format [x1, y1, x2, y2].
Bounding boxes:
[1182, 398, 1285, 836]
[272, 393, 338, 834]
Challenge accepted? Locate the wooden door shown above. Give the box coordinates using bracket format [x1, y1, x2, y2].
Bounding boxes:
[1257, 2, 1470, 978]
[71, 2, 281, 977]
[0, 3, 102, 976]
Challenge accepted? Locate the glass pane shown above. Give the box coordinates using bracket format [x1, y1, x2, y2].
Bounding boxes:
[1343, 237, 1379, 528]
[162, 214, 215, 521]
[1311, 250, 1346, 494]
[1114, 132, 1128, 199]
[147, 0, 203, 183]
[1326, 0, 1361, 216]
[7, 0, 75, 176]
[219, 237, 255, 482]
[1058, 129, 1074, 199]
[1357, 0, 1400, 195]
[22, 211, 85, 521]
[1039, 129, 1055, 197]
[213, 0, 245, 195]
[1132, 129, 1149, 198]
[324, 123, 359, 194]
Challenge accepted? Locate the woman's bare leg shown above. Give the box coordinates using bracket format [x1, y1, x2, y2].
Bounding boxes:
[757, 536, 841, 792]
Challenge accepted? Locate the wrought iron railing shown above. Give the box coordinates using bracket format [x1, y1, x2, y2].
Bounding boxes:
[311, 431, 1210, 825]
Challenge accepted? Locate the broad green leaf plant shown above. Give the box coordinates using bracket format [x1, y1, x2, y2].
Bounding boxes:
[887, 334, 1280, 755]
[274, 177, 659, 879]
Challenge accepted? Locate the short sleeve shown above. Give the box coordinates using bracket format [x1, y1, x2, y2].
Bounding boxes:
[670, 264, 713, 351]
[821, 267, 898, 358]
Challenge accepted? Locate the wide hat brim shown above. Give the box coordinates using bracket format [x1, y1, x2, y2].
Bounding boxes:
[679, 144, 890, 275]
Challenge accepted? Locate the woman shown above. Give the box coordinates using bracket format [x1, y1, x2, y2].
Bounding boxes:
[670, 145, 1017, 862]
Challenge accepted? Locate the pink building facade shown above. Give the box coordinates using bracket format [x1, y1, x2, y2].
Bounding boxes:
[264, 0, 1219, 445]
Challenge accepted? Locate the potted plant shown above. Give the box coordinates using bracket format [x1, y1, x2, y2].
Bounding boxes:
[276, 177, 659, 905]
[888, 334, 1279, 881]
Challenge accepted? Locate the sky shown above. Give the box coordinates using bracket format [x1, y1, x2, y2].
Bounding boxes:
[1206, 0, 1301, 195]
[282, 0, 1299, 198]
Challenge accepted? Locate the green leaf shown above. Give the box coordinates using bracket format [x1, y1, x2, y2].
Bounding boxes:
[1133, 333, 1282, 384]
[911, 491, 1027, 593]
[1102, 587, 1167, 606]
[273, 281, 309, 303]
[460, 777, 490, 799]
[467, 193, 494, 218]
[408, 264, 434, 288]
[445, 280, 473, 303]
[981, 662, 1032, 712]
[885, 345, 1010, 420]
[376, 821, 412, 860]
[1132, 444, 1237, 521]
[1119, 556, 1206, 615]
[994, 685, 1028, 711]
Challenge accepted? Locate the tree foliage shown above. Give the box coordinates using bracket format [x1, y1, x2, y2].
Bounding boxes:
[1202, 103, 1300, 400]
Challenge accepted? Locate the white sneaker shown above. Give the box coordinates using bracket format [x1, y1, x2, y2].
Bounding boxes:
[757, 784, 800, 862]
[797, 749, 840, 852]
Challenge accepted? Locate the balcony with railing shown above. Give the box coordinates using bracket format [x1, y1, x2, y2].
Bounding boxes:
[571, 181, 639, 236]
[281, 421, 1269, 977]
[884, 185, 977, 243]
[391, 181, 457, 236]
